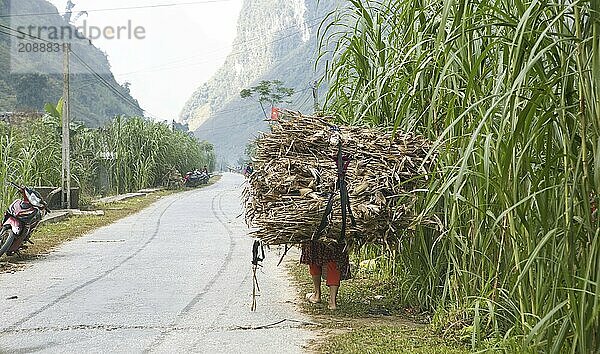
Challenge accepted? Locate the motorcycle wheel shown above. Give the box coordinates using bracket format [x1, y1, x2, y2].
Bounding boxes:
[0, 227, 15, 257]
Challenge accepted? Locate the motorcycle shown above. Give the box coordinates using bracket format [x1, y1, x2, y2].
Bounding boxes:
[183, 171, 210, 187]
[0, 182, 50, 257]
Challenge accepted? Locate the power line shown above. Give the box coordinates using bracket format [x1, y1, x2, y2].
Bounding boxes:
[195, 120, 265, 134]
[0, 28, 17, 39]
[71, 79, 111, 90]
[181, 103, 257, 123]
[197, 86, 311, 119]
[1, 14, 324, 96]
[0, 23, 151, 118]
[116, 15, 326, 76]
[0, 3, 323, 78]
[0, 22, 246, 122]
[290, 85, 313, 107]
[0, 23, 57, 44]
[0, 19, 323, 121]
[71, 50, 150, 116]
[0, 0, 237, 18]
[192, 86, 313, 134]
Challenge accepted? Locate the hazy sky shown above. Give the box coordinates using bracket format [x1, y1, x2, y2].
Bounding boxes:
[48, 0, 244, 121]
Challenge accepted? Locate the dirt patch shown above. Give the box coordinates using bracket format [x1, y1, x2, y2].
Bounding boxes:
[0, 261, 29, 274]
[285, 259, 467, 354]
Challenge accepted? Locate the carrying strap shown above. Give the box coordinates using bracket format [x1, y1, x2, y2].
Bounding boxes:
[251, 239, 265, 311]
[315, 135, 356, 242]
[277, 244, 290, 266]
[252, 239, 265, 266]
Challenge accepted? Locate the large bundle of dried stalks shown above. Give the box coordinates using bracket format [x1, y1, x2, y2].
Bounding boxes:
[243, 111, 436, 246]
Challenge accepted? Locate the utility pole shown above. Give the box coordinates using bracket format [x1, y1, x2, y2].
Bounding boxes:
[62, 43, 71, 209]
[312, 80, 319, 113]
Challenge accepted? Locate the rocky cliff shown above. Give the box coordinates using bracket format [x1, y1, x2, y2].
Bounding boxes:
[180, 0, 337, 167]
[0, 0, 143, 127]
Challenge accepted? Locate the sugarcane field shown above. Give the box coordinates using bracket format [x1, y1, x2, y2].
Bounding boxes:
[0, 0, 599, 353]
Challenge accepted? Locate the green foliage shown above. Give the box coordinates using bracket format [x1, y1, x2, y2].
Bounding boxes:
[0, 116, 216, 209]
[0, 117, 62, 210]
[12, 74, 51, 110]
[288, 261, 467, 353]
[320, 0, 600, 352]
[240, 80, 294, 118]
[320, 326, 468, 354]
[44, 98, 64, 119]
[101, 116, 215, 194]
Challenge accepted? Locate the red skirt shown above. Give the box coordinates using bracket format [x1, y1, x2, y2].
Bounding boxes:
[300, 241, 351, 281]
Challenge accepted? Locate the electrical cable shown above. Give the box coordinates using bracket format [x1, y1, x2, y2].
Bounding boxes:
[69, 50, 156, 119]
[0, 24, 150, 118]
[0, 23, 57, 44]
[2, 9, 327, 78]
[116, 15, 326, 76]
[0, 0, 238, 18]
[0, 21, 323, 122]
[189, 85, 314, 134]
[195, 120, 263, 134]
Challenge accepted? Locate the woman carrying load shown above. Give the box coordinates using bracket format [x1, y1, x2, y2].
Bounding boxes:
[301, 240, 351, 310]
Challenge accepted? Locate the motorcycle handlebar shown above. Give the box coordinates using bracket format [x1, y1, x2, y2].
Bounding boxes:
[7, 181, 21, 190]
[7, 182, 50, 210]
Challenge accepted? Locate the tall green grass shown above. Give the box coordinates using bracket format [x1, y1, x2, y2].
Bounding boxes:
[320, 0, 599, 351]
[100, 116, 215, 194]
[0, 116, 215, 210]
[0, 117, 61, 209]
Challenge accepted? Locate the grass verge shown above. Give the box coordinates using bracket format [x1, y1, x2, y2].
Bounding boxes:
[287, 261, 469, 354]
[0, 176, 221, 272]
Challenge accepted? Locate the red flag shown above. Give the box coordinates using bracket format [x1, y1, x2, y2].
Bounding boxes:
[271, 107, 280, 121]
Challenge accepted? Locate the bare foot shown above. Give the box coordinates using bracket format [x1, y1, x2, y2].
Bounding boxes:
[305, 292, 320, 304]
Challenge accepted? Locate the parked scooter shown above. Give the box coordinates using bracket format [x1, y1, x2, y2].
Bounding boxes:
[183, 170, 210, 187]
[0, 182, 50, 257]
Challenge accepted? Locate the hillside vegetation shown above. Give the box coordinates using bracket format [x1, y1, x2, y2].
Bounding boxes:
[0, 0, 143, 127]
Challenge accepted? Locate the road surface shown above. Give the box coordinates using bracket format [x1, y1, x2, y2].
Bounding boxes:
[0, 173, 311, 353]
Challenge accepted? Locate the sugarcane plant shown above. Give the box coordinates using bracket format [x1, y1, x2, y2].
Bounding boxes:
[319, 0, 599, 352]
[0, 115, 216, 210]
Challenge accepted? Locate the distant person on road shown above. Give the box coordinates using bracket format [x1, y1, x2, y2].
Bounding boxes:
[301, 241, 350, 310]
[202, 166, 209, 176]
[244, 162, 254, 177]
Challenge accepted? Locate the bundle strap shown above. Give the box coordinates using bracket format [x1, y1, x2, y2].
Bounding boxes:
[314, 136, 356, 243]
[336, 140, 357, 242]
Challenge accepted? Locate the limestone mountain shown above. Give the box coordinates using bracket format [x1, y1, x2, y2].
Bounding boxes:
[180, 0, 337, 167]
[0, 0, 143, 127]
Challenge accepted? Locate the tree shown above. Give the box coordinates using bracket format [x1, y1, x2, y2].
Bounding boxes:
[64, 1, 88, 23]
[44, 98, 84, 137]
[240, 80, 294, 119]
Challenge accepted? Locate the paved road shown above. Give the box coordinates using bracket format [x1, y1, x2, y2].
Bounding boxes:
[0, 173, 311, 353]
